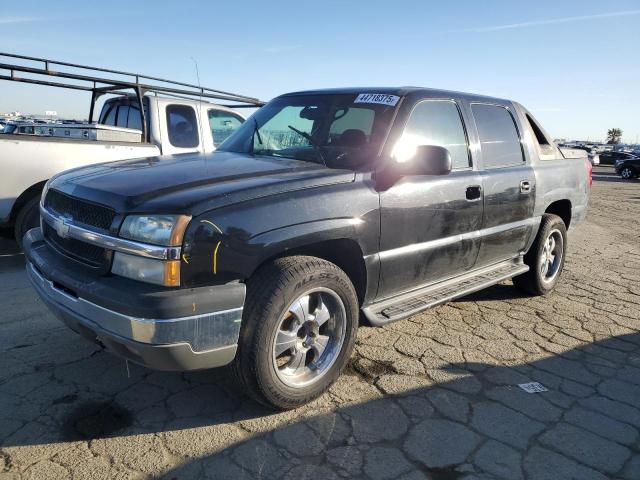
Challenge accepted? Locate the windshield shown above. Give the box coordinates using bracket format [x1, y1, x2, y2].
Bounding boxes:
[218, 93, 400, 169]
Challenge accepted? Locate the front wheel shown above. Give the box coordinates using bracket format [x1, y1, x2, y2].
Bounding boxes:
[620, 167, 636, 180]
[513, 214, 567, 296]
[231, 256, 359, 409]
[14, 197, 41, 249]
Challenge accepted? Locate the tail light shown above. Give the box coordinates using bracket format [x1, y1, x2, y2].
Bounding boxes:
[585, 158, 593, 187]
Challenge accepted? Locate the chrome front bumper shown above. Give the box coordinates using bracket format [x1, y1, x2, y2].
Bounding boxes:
[26, 260, 244, 371]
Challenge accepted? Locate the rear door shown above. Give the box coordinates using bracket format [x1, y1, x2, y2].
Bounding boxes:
[377, 99, 483, 299]
[470, 103, 536, 268]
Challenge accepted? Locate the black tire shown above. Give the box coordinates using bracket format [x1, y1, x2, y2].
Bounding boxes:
[620, 167, 636, 180]
[14, 197, 40, 249]
[231, 255, 359, 410]
[513, 214, 567, 296]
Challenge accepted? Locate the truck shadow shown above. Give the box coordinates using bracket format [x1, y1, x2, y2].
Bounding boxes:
[2, 320, 639, 478]
[162, 332, 640, 479]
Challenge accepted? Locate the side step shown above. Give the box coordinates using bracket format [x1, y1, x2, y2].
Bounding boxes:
[363, 259, 529, 326]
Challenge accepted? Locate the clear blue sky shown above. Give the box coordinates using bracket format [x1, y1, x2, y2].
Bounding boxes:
[1, 0, 639, 142]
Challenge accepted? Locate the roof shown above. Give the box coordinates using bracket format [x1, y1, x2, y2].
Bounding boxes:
[281, 86, 510, 103]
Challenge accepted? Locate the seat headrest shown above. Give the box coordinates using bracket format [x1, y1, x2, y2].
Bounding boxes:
[339, 129, 366, 147]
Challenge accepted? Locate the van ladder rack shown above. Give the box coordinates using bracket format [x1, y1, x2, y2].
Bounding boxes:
[0, 52, 265, 142]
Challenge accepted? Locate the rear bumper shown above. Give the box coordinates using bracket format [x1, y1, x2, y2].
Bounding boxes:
[24, 228, 245, 371]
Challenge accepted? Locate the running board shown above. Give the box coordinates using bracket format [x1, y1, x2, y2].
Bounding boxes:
[363, 259, 529, 326]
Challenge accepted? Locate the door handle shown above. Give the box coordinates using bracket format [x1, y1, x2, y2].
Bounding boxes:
[466, 185, 482, 201]
[520, 181, 532, 193]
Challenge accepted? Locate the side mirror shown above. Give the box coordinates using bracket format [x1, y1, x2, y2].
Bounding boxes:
[393, 145, 452, 176]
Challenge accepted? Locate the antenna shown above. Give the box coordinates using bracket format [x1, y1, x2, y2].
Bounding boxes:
[190, 56, 205, 151]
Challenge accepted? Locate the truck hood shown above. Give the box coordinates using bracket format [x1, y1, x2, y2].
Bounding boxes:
[50, 151, 356, 214]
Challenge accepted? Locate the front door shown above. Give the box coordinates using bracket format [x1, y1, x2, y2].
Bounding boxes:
[470, 103, 536, 268]
[377, 99, 483, 299]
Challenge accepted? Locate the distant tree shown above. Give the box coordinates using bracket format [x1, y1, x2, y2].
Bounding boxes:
[606, 128, 623, 144]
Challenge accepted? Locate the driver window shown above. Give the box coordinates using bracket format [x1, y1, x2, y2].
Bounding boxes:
[208, 110, 244, 146]
[398, 100, 471, 169]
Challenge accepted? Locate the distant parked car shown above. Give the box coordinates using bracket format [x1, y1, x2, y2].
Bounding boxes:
[11, 124, 36, 135]
[600, 151, 639, 165]
[1, 123, 17, 134]
[571, 145, 600, 165]
[615, 155, 640, 179]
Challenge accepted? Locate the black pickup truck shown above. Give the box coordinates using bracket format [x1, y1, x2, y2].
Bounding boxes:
[24, 87, 591, 409]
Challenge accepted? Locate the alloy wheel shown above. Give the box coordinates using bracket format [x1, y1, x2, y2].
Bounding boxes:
[271, 288, 346, 388]
[540, 228, 563, 283]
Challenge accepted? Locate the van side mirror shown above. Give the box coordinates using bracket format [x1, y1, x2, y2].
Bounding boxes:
[393, 145, 452, 176]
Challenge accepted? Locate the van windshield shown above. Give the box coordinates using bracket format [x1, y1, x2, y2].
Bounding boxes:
[218, 93, 400, 169]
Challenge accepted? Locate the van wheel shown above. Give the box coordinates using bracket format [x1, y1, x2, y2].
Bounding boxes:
[14, 197, 40, 249]
[231, 256, 359, 410]
[513, 214, 567, 296]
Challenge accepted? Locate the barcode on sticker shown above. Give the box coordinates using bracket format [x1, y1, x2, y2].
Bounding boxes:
[354, 93, 400, 106]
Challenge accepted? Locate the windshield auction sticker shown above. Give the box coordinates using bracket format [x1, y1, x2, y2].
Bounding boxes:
[354, 93, 400, 106]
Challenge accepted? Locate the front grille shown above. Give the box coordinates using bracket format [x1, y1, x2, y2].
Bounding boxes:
[42, 189, 115, 269]
[44, 189, 115, 231]
[43, 222, 108, 268]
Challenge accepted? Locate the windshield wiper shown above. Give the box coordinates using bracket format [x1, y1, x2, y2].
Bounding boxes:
[288, 125, 327, 166]
[250, 117, 264, 154]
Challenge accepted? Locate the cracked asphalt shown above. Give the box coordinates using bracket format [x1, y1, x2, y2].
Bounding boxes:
[1, 166, 639, 480]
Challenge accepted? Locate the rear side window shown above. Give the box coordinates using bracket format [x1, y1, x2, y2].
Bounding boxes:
[472, 104, 524, 168]
[167, 105, 199, 148]
[127, 104, 142, 130]
[116, 105, 129, 128]
[101, 104, 117, 126]
[208, 110, 244, 145]
[397, 100, 470, 169]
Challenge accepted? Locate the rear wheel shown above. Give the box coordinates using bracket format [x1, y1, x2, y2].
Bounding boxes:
[14, 197, 40, 249]
[231, 256, 359, 409]
[620, 167, 635, 180]
[513, 214, 567, 296]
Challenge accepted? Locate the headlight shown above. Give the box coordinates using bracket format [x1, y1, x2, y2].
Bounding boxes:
[112, 252, 180, 287]
[119, 214, 191, 246]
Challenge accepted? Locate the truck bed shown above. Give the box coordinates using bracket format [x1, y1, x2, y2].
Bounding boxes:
[0, 134, 160, 222]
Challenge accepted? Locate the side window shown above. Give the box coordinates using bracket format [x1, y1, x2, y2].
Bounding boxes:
[127, 104, 142, 130]
[166, 105, 199, 148]
[102, 104, 117, 126]
[397, 100, 470, 169]
[116, 105, 129, 128]
[471, 104, 524, 168]
[208, 110, 244, 145]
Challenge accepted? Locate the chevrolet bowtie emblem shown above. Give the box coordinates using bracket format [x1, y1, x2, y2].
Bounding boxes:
[54, 216, 71, 238]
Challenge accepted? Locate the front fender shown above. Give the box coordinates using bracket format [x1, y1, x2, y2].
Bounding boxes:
[179, 179, 380, 288]
[250, 217, 366, 251]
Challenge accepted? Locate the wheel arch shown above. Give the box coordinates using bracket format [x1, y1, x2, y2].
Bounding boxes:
[10, 180, 46, 223]
[256, 238, 369, 306]
[544, 199, 572, 228]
